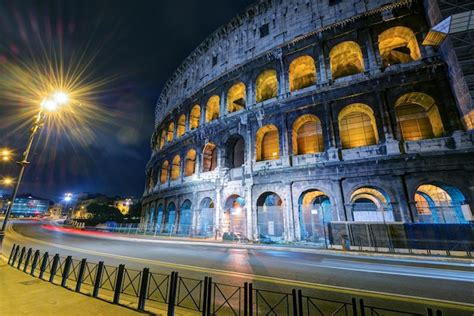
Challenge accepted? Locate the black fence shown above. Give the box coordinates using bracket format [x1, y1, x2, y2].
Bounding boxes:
[7, 243, 470, 315]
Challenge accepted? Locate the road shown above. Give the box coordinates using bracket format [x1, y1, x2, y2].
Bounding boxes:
[3, 220, 474, 313]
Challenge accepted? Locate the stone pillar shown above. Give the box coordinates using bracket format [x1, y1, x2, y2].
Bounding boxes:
[364, 28, 379, 72]
[215, 185, 223, 238]
[185, 110, 191, 133]
[389, 175, 413, 223]
[280, 114, 290, 166]
[332, 178, 347, 221]
[324, 101, 340, 161]
[291, 185, 302, 241]
[245, 184, 254, 240]
[316, 44, 328, 83]
[376, 91, 400, 155]
[247, 76, 256, 107]
[282, 182, 295, 241]
[196, 152, 202, 178]
[220, 90, 226, 118]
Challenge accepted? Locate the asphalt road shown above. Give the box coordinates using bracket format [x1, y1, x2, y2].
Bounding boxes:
[3, 220, 474, 314]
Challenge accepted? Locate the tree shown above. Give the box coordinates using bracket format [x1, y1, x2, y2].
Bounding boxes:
[87, 203, 123, 224]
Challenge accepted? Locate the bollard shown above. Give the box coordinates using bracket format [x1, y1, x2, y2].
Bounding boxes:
[10, 245, 20, 266]
[49, 254, 60, 283]
[202, 276, 209, 316]
[23, 248, 33, 273]
[8, 243, 16, 265]
[30, 250, 40, 276]
[61, 256, 73, 287]
[17, 246, 26, 269]
[248, 283, 253, 316]
[93, 261, 104, 298]
[291, 289, 298, 316]
[75, 259, 87, 292]
[137, 267, 149, 311]
[113, 264, 126, 304]
[39, 252, 49, 280]
[352, 298, 358, 316]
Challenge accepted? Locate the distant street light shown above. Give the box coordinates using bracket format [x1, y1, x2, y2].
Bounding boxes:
[0, 91, 71, 245]
[1, 149, 11, 162]
[1, 177, 14, 186]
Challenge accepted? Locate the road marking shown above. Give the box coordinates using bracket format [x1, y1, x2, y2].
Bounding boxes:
[7, 224, 474, 311]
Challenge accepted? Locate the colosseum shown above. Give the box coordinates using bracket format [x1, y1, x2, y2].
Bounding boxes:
[141, 0, 474, 247]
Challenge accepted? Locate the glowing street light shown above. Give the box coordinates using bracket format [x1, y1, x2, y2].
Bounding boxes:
[1, 149, 11, 162]
[2, 177, 14, 186]
[0, 91, 71, 242]
[64, 192, 73, 202]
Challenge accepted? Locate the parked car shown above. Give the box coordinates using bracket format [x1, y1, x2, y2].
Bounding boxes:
[255, 234, 274, 244]
[222, 232, 249, 242]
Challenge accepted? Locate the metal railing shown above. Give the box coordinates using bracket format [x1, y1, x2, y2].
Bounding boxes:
[7, 243, 470, 315]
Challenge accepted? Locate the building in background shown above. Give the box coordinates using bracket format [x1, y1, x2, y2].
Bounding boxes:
[10, 194, 50, 217]
[48, 203, 63, 218]
[114, 198, 133, 215]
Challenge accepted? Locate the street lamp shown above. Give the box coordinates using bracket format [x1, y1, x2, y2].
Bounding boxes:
[1, 149, 11, 162]
[0, 91, 71, 244]
[64, 192, 73, 218]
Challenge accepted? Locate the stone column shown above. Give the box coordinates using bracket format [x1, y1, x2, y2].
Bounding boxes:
[245, 184, 254, 240]
[324, 101, 340, 161]
[376, 91, 400, 155]
[220, 90, 226, 118]
[332, 178, 347, 221]
[283, 182, 295, 241]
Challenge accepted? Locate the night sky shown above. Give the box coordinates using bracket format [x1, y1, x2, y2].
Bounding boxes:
[0, 0, 254, 202]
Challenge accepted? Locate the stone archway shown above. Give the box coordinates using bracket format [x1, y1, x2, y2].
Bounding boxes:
[223, 195, 248, 239]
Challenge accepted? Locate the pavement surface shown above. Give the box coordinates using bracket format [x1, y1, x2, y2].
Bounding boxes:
[0, 259, 148, 316]
[2, 220, 474, 315]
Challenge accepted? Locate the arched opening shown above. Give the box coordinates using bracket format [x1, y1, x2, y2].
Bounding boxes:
[171, 155, 181, 180]
[223, 195, 247, 241]
[338, 103, 379, 149]
[227, 82, 246, 113]
[256, 70, 278, 102]
[160, 161, 169, 184]
[167, 122, 175, 142]
[289, 55, 316, 91]
[159, 130, 166, 149]
[164, 202, 176, 233]
[350, 187, 394, 222]
[190, 105, 201, 130]
[206, 95, 220, 123]
[379, 26, 421, 67]
[395, 92, 444, 141]
[415, 184, 469, 224]
[184, 149, 196, 177]
[177, 114, 186, 137]
[177, 200, 192, 235]
[329, 41, 365, 79]
[256, 125, 280, 162]
[193, 197, 215, 237]
[298, 190, 333, 244]
[147, 203, 156, 229]
[292, 114, 324, 155]
[257, 192, 284, 241]
[155, 203, 164, 232]
[202, 142, 217, 172]
[225, 135, 245, 168]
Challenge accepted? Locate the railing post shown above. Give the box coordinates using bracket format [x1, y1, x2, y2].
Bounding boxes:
[297, 290, 303, 316]
[39, 252, 49, 280]
[8, 243, 16, 265]
[248, 283, 253, 316]
[75, 258, 87, 292]
[138, 267, 149, 311]
[10, 245, 19, 266]
[202, 276, 209, 316]
[17, 246, 26, 269]
[244, 282, 248, 316]
[49, 254, 60, 283]
[167, 271, 178, 316]
[206, 277, 212, 316]
[352, 298, 358, 316]
[30, 250, 40, 276]
[113, 264, 125, 304]
[359, 298, 366, 316]
[93, 261, 104, 298]
[61, 256, 73, 287]
[23, 248, 32, 272]
[292, 289, 298, 316]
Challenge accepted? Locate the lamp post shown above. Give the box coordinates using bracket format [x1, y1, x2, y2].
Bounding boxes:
[0, 92, 70, 246]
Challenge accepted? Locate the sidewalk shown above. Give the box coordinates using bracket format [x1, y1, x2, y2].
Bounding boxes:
[0, 259, 148, 316]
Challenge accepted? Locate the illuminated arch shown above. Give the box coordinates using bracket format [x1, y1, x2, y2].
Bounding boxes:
[227, 82, 246, 113]
[338, 103, 379, 149]
[256, 70, 278, 102]
[395, 92, 444, 141]
[160, 160, 169, 184]
[350, 186, 394, 222]
[167, 122, 175, 142]
[329, 41, 365, 79]
[177, 114, 186, 137]
[171, 155, 181, 180]
[379, 26, 421, 67]
[202, 142, 217, 172]
[256, 192, 284, 239]
[159, 130, 166, 149]
[206, 95, 220, 123]
[289, 55, 316, 91]
[190, 105, 201, 130]
[298, 189, 333, 242]
[256, 125, 280, 161]
[184, 149, 196, 177]
[292, 114, 324, 155]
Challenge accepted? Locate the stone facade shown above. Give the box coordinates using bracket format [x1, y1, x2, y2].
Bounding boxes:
[142, 0, 474, 243]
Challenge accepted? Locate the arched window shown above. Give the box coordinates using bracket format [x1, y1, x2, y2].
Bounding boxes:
[160, 160, 169, 184]
[338, 103, 379, 149]
[298, 190, 333, 242]
[206, 95, 220, 123]
[256, 125, 280, 161]
[184, 149, 196, 177]
[227, 82, 246, 113]
[194, 198, 215, 237]
[350, 187, 394, 222]
[329, 41, 365, 79]
[159, 130, 166, 149]
[256, 192, 284, 239]
[289, 55, 316, 91]
[256, 70, 278, 102]
[292, 114, 324, 155]
[177, 200, 192, 235]
[167, 122, 175, 142]
[202, 142, 217, 172]
[226, 135, 245, 168]
[171, 155, 181, 180]
[379, 26, 421, 67]
[177, 114, 186, 137]
[164, 202, 176, 233]
[395, 92, 444, 141]
[224, 195, 247, 237]
[190, 105, 201, 130]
